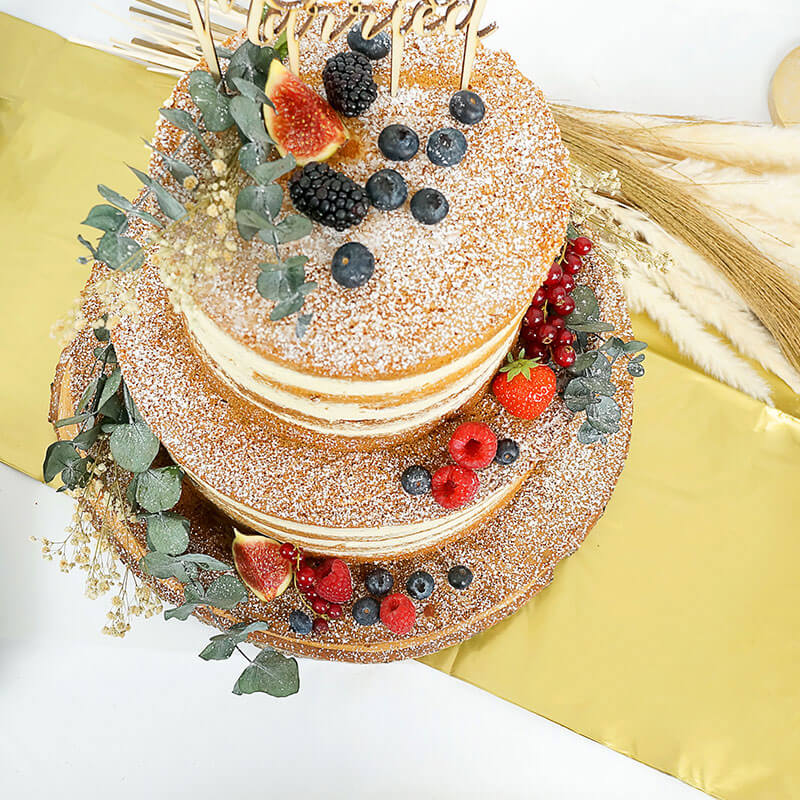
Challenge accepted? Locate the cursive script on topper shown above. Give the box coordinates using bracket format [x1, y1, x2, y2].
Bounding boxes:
[243, 1, 495, 95]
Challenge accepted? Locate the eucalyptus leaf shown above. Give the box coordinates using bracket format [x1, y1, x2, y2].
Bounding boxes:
[96, 232, 145, 272]
[61, 457, 91, 490]
[199, 621, 270, 661]
[188, 70, 234, 131]
[566, 221, 580, 240]
[110, 421, 160, 474]
[205, 574, 247, 609]
[270, 294, 305, 321]
[232, 648, 299, 697]
[146, 512, 190, 556]
[577, 421, 606, 445]
[568, 285, 601, 323]
[82, 204, 127, 233]
[140, 551, 188, 582]
[229, 95, 270, 145]
[43, 441, 80, 483]
[72, 424, 102, 451]
[235, 184, 283, 239]
[142, 139, 195, 183]
[587, 395, 622, 434]
[568, 352, 599, 375]
[164, 602, 198, 621]
[239, 141, 271, 177]
[274, 214, 312, 244]
[77, 234, 98, 259]
[623, 340, 648, 354]
[295, 312, 313, 339]
[96, 367, 122, 411]
[176, 553, 233, 572]
[600, 337, 625, 360]
[628, 362, 645, 377]
[129, 165, 187, 221]
[257, 270, 283, 301]
[251, 154, 296, 185]
[77, 377, 100, 412]
[159, 107, 212, 156]
[123, 383, 144, 423]
[582, 376, 616, 397]
[567, 321, 615, 334]
[230, 75, 271, 106]
[97, 392, 124, 422]
[53, 412, 93, 429]
[97, 185, 163, 228]
[136, 466, 183, 513]
[226, 41, 276, 87]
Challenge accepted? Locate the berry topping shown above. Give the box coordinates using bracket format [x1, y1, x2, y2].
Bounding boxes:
[366, 168, 408, 210]
[289, 162, 369, 231]
[560, 273, 576, 293]
[322, 51, 377, 117]
[365, 567, 394, 597]
[449, 90, 486, 125]
[447, 422, 498, 469]
[401, 465, 432, 496]
[544, 262, 563, 287]
[297, 565, 316, 588]
[531, 287, 548, 308]
[523, 306, 545, 329]
[331, 242, 375, 288]
[572, 236, 594, 255]
[562, 252, 582, 275]
[279, 542, 297, 560]
[447, 565, 473, 590]
[314, 558, 353, 604]
[406, 570, 435, 600]
[426, 127, 468, 167]
[555, 329, 576, 347]
[431, 465, 479, 510]
[494, 438, 520, 465]
[552, 344, 577, 368]
[380, 593, 416, 635]
[410, 188, 449, 225]
[347, 21, 391, 60]
[378, 124, 420, 161]
[546, 285, 567, 306]
[289, 609, 313, 635]
[553, 295, 576, 317]
[327, 603, 343, 619]
[536, 323, 558, 346]
[523, 341, 548, 361]
[312, 617, 329, 635]
[492, 351, 557, 420]
[352, 596, 381, 626]
[549, 316, 566, 331]
[311, 597, 330, 615]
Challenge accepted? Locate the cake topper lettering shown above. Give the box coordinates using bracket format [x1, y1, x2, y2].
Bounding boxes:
[238, 1, 495, 94]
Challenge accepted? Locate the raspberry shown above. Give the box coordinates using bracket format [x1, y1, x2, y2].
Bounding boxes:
[314, 558, 353, 603]
[447, 422, 497, 469]
[431, 465, 479, 509]
[380, 593, 416, 635]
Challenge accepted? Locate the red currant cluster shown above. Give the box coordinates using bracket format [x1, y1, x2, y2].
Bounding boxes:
[521, 235, 594, 369]
[279, 543, 342, 634]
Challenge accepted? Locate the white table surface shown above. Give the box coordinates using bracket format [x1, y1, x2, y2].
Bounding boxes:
[1, 1, 796, 797]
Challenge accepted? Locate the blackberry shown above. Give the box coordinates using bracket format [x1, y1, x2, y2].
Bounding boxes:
[323, 51, 378, 117]
[289, 163, 369, 231]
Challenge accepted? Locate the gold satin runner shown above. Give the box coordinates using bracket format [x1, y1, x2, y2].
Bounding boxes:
[2, 15, 798, 798]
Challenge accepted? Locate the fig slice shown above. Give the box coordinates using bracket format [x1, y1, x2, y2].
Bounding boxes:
[264, 60, 348, 166]
[232, 529, 293, 603]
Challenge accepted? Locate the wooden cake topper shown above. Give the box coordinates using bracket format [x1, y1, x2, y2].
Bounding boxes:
[187, 1, 495, 95]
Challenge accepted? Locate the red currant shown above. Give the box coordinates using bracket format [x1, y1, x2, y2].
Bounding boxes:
[572, 236, 593, 256]
[563, 253, 582, 275]
[555, 329, 576, 347]
[302, 587, 318, 601]
[547, 285, 567, 306]
[560, 274, 576, 294]
[327, 604, 342, 619]
[524, 342, 548, 360]
[549, 316, 565, 331]
[554, 296, 576, 316]
[279, 543, 296, 560]
[523, 306, 545, 329]
[531, 287, 548, 308]
[297, 566, 316, 588]
[311, 598, 330, 615]
[553, 345, 577, 368]
[537, 323, 558, 346]
[312, 617, 329, 634]
[544, 263, 563, 287]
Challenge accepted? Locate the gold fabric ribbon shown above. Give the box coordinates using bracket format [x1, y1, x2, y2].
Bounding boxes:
[1, 14, 798, 798]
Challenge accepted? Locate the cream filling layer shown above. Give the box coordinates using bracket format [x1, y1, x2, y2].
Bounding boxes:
[188, 466, 524, 556]
[181, 296, 523, 425]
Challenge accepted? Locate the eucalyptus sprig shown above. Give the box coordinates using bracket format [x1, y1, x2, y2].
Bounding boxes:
[562, 284, 647, 444]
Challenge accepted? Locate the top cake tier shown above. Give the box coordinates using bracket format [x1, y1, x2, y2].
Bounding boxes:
[153, 19, 569, 449]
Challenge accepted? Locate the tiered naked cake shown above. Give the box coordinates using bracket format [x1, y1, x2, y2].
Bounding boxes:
[49, 1, 637, 662]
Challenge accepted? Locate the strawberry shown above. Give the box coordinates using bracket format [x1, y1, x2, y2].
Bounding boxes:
[448, 422, 497, 469]
[492, 350, 556, 419]
[314, 558, 353, 604]
[431, 465, 479, 509]
[380, 593, 416, 635]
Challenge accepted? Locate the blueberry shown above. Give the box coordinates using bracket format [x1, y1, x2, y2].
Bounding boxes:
[289, 609, 313, 635]
[352, 596, 381, 626]
[494, 438, 520, 465]
[347, 22, 391, 60]
[410, 189, 449, 225]
[406, 570, 435, 600]
[447, 565, 473, 591]
[365, 567, 394, 597]
[449, 90, 486, 125]
[366, 169, 408, 211]
[378, 124, 420, 161]
[401, 465, 431, 496]
[332, 242, 375, 288]
[427, 127, 467, 167]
